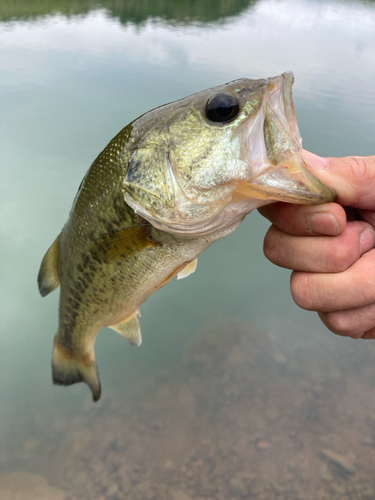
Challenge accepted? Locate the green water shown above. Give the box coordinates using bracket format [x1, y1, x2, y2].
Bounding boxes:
[1, 0, 375, 497]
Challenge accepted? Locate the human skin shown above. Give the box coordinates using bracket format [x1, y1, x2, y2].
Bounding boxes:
[258, 150, 375, 339]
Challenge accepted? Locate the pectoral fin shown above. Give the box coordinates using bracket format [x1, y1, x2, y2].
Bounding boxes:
[93, 225, 157, 263]
[109, 311, 142, 347]
[38, 232, 62, 297]
[177, 258, 198, 280]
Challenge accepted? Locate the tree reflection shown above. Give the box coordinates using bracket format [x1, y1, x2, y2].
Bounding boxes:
[0, 0, 257, 25]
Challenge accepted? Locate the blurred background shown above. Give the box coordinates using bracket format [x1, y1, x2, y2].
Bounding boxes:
[1, 0, 375, 498]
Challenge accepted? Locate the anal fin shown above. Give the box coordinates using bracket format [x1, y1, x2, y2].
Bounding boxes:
[109, 310, 142, 347]
[177, 258, 198, 280]
[38, 232, 62, 297]
[52, 337, 101, 402]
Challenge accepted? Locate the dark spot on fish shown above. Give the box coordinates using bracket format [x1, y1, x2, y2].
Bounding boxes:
[90, 250, 102, 264]
[75, 283, 85, 294]
[89, 263, 97, 273]
[106, 221, 116, 234]
[68, 297, 81, 311]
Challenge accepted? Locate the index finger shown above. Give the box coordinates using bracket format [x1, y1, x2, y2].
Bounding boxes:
[258, 202, 346, 236]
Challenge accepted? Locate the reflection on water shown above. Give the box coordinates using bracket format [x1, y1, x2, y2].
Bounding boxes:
[0, 0, 254, 24]
[1, 0, 375, 497]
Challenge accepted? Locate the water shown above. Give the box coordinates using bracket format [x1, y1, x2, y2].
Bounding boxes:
[1, 0, 375, 497]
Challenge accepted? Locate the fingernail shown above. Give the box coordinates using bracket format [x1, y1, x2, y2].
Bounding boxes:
[360, 228, 375, 255]
[308, 212, 340, 235]
[302, 150, 328, 170]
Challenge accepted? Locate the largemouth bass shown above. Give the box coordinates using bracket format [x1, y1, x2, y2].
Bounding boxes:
[38, 72, 335, 401]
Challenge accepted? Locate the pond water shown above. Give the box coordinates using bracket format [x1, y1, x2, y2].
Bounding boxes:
[1, 0, 375, 498]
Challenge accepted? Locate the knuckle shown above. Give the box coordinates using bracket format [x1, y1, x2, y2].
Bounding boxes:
[290, 272, 317, 310]
[349, 157, 367, 182]
[324, 230, 362, 272]
[362, 328, 375, 339]
[352, 303, 375, 338]
[321, 308, 375, 339]
[263, 227, 284, 264]
[323, 311, 350, 336]
[356, 254, 375, 304]
[324, 242, 353, 272]
[358, 278, 375, 305]
[263, 229, 276, 262]
[257, 205, 273, 222]
[349, 156, 375, 187]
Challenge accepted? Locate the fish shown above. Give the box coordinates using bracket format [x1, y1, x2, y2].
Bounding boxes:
[38, 72, 335, 401]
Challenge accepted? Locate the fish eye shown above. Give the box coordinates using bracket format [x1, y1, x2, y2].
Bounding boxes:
[205, 92, 240, 123]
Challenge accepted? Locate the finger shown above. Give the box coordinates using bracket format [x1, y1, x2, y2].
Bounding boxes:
[290, 248, 375, 312]
[302, 150, 375, 210]
[259, 202, 346, 236]
[263, 221, 375, 272]
[361, 328, 375, 339]
[318, 302, 375, 338]
[357, 209, 375, 229]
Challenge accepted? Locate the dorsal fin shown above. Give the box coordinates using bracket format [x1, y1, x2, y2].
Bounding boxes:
[38, 232, 62, 297]
[177, 258, 198, 280]
[109, 310, 142, 346]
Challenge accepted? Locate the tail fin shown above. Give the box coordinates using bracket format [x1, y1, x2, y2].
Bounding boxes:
[52, 338, 101, 401]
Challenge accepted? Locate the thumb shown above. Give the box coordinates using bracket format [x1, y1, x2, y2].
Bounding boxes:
[302, 150, 375, 210]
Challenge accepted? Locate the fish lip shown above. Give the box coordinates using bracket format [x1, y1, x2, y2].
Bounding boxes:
[238, 71, 336, 205]
[281, 71, 300, 140]
[267, 71, 301, 147]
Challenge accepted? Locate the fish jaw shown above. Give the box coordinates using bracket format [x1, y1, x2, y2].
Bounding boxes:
[233, 155, 336, 205]
[234, 72, 336, 205]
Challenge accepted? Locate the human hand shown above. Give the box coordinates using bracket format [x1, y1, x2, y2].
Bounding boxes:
[259, 151, 375, 339]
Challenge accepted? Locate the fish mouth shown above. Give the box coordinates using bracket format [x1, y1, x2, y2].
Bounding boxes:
[235, 72, 336, 205]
